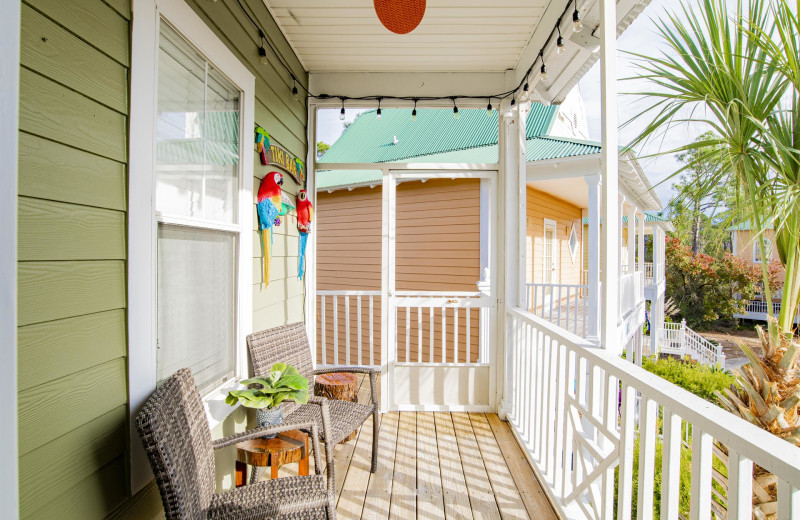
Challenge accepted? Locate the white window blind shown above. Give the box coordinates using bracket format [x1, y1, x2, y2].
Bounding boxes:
[155, 20, 242, 391]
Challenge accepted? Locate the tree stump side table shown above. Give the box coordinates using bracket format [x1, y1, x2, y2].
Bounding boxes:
[314, 372, 359, 443]
[234, 429, 309, 486]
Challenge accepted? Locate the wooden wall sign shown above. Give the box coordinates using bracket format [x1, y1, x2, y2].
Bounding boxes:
[266, 142, 306, 188]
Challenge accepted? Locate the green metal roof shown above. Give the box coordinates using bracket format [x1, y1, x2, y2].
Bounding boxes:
[725, 222, 774, 231]
[319, 105, 559, 164]
[316, 136, 602, 190]
[581, 211, 671, 225]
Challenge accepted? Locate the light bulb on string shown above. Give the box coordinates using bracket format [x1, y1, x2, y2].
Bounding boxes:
[258, 46, 269, 65]
[573, 8, 583, 33]
[511, 97, 516, 108]
[486, 99, 493, 116]
[452, 98, 459, 120]
[556, 24, 565, 55]
[376, 98, 382, 119]
[540, 62, 548, 82]
[339, 98, 345, 121]
[411, 99, 418, 122]
[292, 80, 299, 101]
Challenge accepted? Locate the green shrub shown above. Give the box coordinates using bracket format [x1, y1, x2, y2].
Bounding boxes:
[641, 357, 734, 405]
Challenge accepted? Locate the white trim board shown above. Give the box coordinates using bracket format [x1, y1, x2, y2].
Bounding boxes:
[0, 1, 20, 516]
[128, 0, 255, 493]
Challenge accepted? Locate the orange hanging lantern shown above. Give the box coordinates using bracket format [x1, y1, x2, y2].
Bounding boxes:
[374, 0, 426, 34]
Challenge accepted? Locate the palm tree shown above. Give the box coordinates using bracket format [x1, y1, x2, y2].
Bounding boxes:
[627, 0, 800, 516]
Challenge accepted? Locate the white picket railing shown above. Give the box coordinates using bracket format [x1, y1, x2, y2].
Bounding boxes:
[525, 283, 588, 337]
[393, 291, 491, 365]
[506, 307, 800, 520]
[644, 262, 654, 285]
[657, 320, 724, 367]
[317, 290, 381, 366]
[317, 289, 491, 367]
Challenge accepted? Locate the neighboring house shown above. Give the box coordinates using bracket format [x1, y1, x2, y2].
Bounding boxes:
[316, 102, 672, 360]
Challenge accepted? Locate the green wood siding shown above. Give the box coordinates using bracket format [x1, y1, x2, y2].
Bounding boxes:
[17, 0, 131, 517]
[17, 0, 307, 518]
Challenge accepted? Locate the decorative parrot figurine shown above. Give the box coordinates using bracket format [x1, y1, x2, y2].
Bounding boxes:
[256, 171, 284, 286]
[296, 189, 313, 280]
[255, 126, 270, 165]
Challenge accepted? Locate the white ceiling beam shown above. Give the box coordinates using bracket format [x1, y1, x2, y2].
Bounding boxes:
[526, 155, 601, 181]
[309, 71, 509, 105]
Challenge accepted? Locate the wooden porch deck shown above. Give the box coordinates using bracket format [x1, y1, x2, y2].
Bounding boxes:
[272, 375, 558, 519]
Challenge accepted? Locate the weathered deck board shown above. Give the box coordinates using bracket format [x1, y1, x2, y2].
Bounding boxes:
[249, 374, 558, 520]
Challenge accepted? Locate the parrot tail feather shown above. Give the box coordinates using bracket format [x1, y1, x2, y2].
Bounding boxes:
[262, 228, 271, 287]
[298, 232, 308, 280]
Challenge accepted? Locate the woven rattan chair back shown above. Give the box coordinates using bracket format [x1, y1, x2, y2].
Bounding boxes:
[136, 368, 216, 520]
[247, 322, 315, 416]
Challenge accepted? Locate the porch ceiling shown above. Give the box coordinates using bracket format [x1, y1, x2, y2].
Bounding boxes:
[264, 0, 652, 103]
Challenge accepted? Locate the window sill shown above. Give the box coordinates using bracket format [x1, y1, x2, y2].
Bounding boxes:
[203, 378, 244, 431]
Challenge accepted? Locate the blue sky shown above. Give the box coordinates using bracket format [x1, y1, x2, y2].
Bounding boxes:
[317, 0, 700, 206]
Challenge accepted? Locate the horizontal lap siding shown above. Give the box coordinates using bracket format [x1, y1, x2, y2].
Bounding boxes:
[526, 186, 584, 287]
[17, 0, 130, 518]
[315, 179, 481, 365]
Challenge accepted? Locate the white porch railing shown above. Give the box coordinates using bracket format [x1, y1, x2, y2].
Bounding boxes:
[619, 271, 644, 317]
[506, 307, 800, 520]
[316, 289, 491, 366]
[657, 320, 725, 367]
[644, 262, 654, 285]
[525, 283, 588, 337]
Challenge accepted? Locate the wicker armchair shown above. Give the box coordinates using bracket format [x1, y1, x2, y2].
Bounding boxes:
[136, 368, 337, 520]
[247, 322, 380, 472]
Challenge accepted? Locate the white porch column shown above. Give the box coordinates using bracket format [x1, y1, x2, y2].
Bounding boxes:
[499, 100, 528, 419]
[600, 0, 620, 354]
[585, 175, 601, 342]
[626, 205, 636, 273]
[618, 196, 625, 278]
[637, 210, 645, 274]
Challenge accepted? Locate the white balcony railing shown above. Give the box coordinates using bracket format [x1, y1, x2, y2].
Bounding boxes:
[316, 289, 491, 367]
[506, 307, 800, 520]
[619, 271, 644, 317]
[525, 283, 588, 337]
[657, 321, 724, 367]
[644, 261, 654, 285]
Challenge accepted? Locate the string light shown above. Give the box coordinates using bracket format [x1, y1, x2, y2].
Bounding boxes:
[511, 97, 516, 108]
[486, 99, 493, 116]
[540, 52, 549, 82]
[237, 0, 579, 109]
[376, 97, 382, 119]
[339, 98, 345, 120]
[573, 6, 583, 33]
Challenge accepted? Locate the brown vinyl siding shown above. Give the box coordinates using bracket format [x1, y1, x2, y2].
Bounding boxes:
[316, 179, 482, 365]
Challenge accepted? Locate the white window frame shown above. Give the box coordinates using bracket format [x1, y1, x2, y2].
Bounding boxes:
[567, 223, 579, 263]
[128, 0, 254, 493]
[754, 237, 772, 264]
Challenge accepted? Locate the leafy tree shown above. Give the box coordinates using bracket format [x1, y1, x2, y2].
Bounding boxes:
[316, 141, 330, 159]
[665, 236, 758, 329]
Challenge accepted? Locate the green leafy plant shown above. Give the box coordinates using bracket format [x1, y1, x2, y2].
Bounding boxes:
[642, 357, 735, 405]
[225, 363, 309, 409]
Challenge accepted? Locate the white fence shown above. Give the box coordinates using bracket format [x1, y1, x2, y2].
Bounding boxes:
[506, 307, 800, 520]
[658, 321, 725, 367]
[316, 289, 490, 366]
[525, 283, 588, 337]
[644, 262, 654, 285]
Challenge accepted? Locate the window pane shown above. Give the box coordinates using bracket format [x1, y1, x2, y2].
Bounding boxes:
[157, 225, 236, 390]
[156, 20, 240, 224]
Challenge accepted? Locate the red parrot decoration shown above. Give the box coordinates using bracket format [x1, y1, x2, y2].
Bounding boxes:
[296, 189, 313, 280]
[256, 172, 284, 286]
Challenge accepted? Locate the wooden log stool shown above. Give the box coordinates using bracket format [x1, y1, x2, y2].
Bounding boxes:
[234, 429, 309, 486]
[314, 372, 359, 443]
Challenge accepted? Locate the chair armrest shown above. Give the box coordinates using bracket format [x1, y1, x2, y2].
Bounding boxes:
[212, 420, 317, 450]
[313, 366, 378, 376]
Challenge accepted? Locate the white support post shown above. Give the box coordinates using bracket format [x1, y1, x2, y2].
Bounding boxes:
[585, 175, 601, 342]
[637, 210, 645, 274]
[626, 205, 636, 274]
[499, 100, 527, 419]
[600, 0, 620, 353]
[0, 1, 19, 516]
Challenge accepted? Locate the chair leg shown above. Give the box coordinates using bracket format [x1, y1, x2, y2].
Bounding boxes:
[371, 406, 379, 473]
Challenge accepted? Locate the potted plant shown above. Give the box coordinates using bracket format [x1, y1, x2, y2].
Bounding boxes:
[225, 363, 309, 438]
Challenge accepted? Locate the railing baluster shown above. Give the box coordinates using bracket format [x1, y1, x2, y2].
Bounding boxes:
[333, 295, 339, 365]
[454, 306, 459, 364]
[777, 479, 800, 520]
[321, 295, 326, 365]
[345, 296, 350, 366]
[661, 410, 682, 520]
[637, 397, 658, 520]
[357, 296, 362, 366]
[727, 449, 753, 520]
[690, 428, 713, 520]
[418, 306, 422, 363]
[618, 384, 636, 520]
[369, 295, 374, 366]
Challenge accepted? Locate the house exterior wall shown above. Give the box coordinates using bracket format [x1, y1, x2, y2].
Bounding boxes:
[315, 179, 482, 365]
[733, 229, 785, 286]
[16, 1, 307, 518]
[525, 186, 584, 286]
